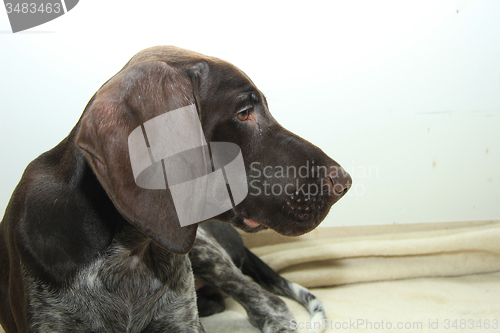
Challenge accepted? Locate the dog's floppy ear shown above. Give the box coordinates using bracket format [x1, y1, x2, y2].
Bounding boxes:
[76, 60, 203, 254]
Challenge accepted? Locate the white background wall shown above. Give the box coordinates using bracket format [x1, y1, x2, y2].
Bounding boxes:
[1, 0, 499, 227]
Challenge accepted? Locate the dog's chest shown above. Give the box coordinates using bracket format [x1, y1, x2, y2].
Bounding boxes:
[26, 234, 194, 333]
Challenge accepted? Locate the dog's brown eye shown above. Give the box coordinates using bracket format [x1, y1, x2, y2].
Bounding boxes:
[237, 108, 250, 121]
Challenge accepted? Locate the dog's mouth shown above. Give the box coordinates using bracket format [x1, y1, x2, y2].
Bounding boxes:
[225, 209, 270, 233]
[243, 218, 262, 229]
[232, 216, 269, 233]
[229, 174, 351, 236]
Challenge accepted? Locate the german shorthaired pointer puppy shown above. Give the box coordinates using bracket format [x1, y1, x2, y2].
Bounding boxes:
[0, 46, 351, 333]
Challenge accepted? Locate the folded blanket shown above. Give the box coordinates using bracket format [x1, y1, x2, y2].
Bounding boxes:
[201, 271, 500, 333]
[242, 221, 500, 288]
[199, 221, 500, 333]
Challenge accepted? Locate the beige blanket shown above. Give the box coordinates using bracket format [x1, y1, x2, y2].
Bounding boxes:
[201, 221, 500, 332]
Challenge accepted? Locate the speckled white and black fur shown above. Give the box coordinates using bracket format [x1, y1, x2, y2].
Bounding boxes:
[26, 224, 205, 333]
[192, 221, 327, 333]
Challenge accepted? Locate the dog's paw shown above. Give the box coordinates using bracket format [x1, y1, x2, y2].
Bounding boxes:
[260, 317, 297, 333]
[245, 289, 304, 333]
[260, 313, 327, 333]
[248, 305, 297, 333]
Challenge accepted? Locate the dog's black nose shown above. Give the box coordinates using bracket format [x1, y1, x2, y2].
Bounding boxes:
[328, 168, 352, 197]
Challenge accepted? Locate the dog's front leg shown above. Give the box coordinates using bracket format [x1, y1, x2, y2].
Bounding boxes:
[190, 229, 296, 333]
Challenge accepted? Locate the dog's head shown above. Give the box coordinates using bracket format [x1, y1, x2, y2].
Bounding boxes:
[76, 46, 351, 254]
